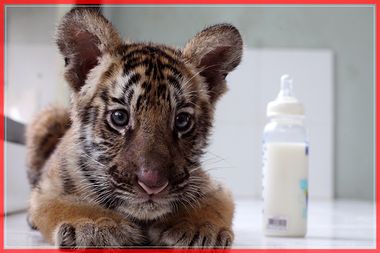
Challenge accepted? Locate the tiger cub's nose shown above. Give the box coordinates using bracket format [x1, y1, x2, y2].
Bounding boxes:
[136, 168, 168, 195]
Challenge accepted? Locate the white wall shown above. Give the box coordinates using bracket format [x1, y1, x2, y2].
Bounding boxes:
[5, 7, 71, 123]
[5, 7, 72, 213]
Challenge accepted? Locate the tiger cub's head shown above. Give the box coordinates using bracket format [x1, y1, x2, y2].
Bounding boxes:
[57, 8, 242, 220]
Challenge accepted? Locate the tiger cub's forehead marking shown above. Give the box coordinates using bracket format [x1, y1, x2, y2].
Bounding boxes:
[107, 44, 198, 111]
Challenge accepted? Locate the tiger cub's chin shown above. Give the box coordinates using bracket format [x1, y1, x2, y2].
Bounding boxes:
[118, 201, 172, 221]
[26, 7, 243, 248]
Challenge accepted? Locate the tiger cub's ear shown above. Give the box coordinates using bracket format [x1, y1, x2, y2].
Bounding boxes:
[56, 7, 122, 92]
[183, 24, 243, 104]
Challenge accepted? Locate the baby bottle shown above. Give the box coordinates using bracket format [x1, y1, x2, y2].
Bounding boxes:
[262, 74, 309, 237]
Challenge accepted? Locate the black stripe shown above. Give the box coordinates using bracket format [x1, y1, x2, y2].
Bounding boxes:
[144, 60, 154, 76]
[78, 156, 93, 174]
[123, 59, 150, 75]
[100, 89, 109, 104]
[87, 142, 107, 152]
[101, 63, 117, 81]
[156, 84, 167, 100]
[176, 100, 193, 109]
[111, 97, 126, 106]
[162, 64, 182, 78]
[122, 57, 143, 75]
[167, 75, 182, 92]
[78, 135, 86, 142]
[136, 95, 143, 111]
[100, 128, 110, 140]
[122, 47, 181, 76]
[80, 106, 93, 126]
[122, 47, 178, 64]
[122, 73, 141, 95]
[141, 81, 152, 94]
[122, 49, 150, 60]
[90, 107, 99, 129]
[189, 230, 200, 246]
[61, 160, 76, 195]
[127, 89, 135, 104]
[166, 88, 171, 102]
[152, 62, 162, 80]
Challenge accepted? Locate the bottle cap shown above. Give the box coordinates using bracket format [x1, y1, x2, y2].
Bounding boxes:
[267, 75, 304, 117]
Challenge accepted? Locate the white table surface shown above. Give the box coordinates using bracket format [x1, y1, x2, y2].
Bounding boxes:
[4, 198, 376, 249]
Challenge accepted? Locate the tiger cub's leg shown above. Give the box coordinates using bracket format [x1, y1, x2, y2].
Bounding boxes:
[148, 184, 235, 248]
[29, 190, 144, 248]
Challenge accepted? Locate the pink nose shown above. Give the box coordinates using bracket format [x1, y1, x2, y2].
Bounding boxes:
[137, 168, 168, 195]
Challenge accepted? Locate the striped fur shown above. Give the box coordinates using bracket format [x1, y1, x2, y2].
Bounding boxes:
[26, 7, 243, 248]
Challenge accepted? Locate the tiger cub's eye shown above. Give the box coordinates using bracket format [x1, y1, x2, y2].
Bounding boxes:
[175, 112, 192, 132]
[111, 110, 129, 127]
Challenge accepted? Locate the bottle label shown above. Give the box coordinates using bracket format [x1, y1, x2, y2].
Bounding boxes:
[266, 216, 288, 231]
[300, 179, 308, 219]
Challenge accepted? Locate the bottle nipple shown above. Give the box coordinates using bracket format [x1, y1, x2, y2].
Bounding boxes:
[266, 74, 304, 117]
[279, 74, 294, 98]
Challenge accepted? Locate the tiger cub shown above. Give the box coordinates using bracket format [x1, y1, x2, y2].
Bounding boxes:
[26, 7, 242, 248]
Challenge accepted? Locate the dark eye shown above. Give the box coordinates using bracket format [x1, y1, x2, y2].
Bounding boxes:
[110, 110, 129, 127]
[175, 112, 192, 132]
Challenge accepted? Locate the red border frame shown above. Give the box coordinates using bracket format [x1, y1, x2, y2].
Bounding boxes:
[0, 1, 378, 253]
[0, 1, 3, 252]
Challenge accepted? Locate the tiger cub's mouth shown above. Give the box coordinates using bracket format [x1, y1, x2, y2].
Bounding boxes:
[137, 180, 169, 195]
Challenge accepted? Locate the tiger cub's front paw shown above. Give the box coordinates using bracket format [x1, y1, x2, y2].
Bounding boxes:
[149, 220, 233, 248]
[54, 217, 143, 248]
